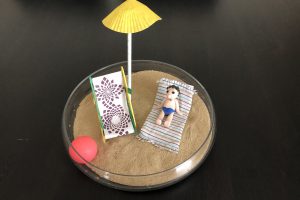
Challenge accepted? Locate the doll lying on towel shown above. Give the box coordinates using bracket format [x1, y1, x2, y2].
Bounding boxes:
[138, 78, 195, 153]
[156, 85, 183, 127]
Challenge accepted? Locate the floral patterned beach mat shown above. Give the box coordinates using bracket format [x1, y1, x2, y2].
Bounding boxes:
[90, 72, 135, 140]
[138, 78, 195, 153]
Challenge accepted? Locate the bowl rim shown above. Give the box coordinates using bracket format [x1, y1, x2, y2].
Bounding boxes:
[62, 60, 216, 179]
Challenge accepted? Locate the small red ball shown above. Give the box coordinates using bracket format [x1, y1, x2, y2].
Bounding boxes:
[69, 136, 98, 164]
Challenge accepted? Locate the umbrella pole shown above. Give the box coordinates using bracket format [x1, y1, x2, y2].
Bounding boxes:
[127, 33, 132, 96]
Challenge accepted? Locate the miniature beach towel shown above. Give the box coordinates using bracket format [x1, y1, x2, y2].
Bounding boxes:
[138, 78, 195, 153]
[89, 70, 136, 140]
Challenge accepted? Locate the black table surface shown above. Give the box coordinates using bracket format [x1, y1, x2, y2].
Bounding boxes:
[0, 0, 299, 199]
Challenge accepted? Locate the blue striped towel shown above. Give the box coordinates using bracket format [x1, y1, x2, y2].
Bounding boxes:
[138, 78, 195, 153]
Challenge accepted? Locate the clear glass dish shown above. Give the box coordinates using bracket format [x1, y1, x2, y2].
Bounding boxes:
[62, 60, 216, 191]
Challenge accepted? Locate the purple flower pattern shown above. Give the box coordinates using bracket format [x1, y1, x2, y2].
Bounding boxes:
[101, 104, 131, 136]
[94, 76, 131, 136]
[94, 77, 123, 108]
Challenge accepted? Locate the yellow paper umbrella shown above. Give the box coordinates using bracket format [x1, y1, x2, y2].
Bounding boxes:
[102, 0, 161, 93]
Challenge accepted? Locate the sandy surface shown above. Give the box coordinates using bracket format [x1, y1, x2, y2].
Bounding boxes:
[73, 70, 212, 184]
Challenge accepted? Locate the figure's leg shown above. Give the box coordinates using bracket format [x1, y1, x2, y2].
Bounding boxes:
[164, 113, 174, 127]
[156, 111, 165, 125]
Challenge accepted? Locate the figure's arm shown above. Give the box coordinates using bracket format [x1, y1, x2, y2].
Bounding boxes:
[159, 100, 164, 108]
[175, 99, 183, 115]
[156, 95, 166, 109]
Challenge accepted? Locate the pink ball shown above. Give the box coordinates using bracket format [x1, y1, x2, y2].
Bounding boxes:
[69, 136, 98, 164]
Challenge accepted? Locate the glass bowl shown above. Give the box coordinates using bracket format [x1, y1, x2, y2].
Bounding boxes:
[62, 60, 216, 191]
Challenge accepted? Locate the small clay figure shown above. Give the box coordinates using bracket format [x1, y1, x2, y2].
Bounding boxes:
[156, 85, 183, 127]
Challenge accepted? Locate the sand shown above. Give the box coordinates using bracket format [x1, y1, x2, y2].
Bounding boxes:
[73, 70, 212, 186]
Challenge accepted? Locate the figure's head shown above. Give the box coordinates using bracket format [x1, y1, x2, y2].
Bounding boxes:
[166, 85, 180, 100]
